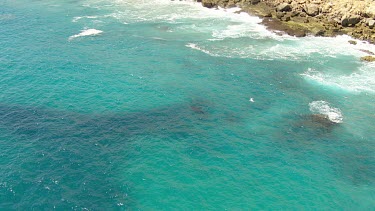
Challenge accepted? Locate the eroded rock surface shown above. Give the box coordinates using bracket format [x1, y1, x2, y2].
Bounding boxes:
[197, 0, 375, 43]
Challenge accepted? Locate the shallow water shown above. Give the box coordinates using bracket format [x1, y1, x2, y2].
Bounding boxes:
[0, 0, 374, 209]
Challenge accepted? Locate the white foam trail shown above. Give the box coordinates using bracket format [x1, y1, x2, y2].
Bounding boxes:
[309, 101, 343, 123]
[186, 43, 218, 56]
[72, 17, 82, 22]
[68, 29, 103, 40]
[72, 16, 99, 22]
[152, 37, 167, 41]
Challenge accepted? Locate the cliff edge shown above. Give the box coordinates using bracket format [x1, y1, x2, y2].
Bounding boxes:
[197, 0, 375, 43]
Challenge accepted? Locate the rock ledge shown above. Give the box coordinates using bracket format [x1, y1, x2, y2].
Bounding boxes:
[196, 0, 375, 43]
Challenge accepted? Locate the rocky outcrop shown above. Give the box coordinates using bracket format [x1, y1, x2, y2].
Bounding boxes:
[276, 3, 291, 12]
[310, 114, 337, 127]
[201, 0, 216, 8]
[341, 15, 361, 27]
[360, 56, 375, 62]
[304, 4, 319, 17]
[348, 40, 357, 45]
[197, 0, 375, 43]
[368, 19, 375, 29]
[360, 49, 375, 55]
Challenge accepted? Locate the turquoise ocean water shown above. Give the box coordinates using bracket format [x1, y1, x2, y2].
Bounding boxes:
[1, 0, 375, 209]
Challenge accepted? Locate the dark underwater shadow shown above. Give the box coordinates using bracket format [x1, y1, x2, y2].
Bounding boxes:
[271, 111, 375, 187]
[333, 147, 375, 186]
[0, 101, 215, 209]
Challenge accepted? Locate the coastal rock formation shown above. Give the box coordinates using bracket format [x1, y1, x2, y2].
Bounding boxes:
[368, 19, 375, 29]
[310, 114, 337, 128]
[360, 56, 375, 62]
[304, 4, 319, 17]
[197, 0, 375, 43]
[276, 3, 291, 12]
[360, 49, 375, 55]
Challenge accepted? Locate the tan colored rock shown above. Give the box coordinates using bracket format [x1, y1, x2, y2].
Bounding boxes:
[201, 0, 215, 8]
[277, 3, 292, 12]
[276, 12, 284, 19]
[197, 0, 375, 44]
[321, 4, 331, 13]
[348, 40, 357, 45]
[360, 49, 375, 55]
[348, 15, 361, 25]
[360, 56, 375, 62]
[369, 19, 375, 29]
[304, 4, 320, 16]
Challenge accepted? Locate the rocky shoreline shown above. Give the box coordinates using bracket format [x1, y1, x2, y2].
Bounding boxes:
[194, 0, 375, 60]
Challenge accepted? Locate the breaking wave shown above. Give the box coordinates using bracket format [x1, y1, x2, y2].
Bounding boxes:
[79, 0, 375, 94]
[309, 101, 343, 123]
[72, 16, 99, 22]
[301, 65, 375, 93]
[68, 29, 103, 40]
[185, 43, 218, 56]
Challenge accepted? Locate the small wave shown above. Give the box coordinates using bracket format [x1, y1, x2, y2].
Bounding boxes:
[151, 37, 167, 41]
[72, 16, 99, 22]
[0, 14, 15, 21]
[301, 66, 375, 93]
[309, 101, 343, 123]
[68, 29, 103, 40]
[186, 43, 218, 56]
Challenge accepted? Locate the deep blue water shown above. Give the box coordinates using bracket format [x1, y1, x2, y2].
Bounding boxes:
[0, 0, 374, 209]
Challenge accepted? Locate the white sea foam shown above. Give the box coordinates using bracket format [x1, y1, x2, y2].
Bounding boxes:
[152, 37, 167, 41]
[309, 101, 343, 123]
[186, 34, 375, 61]
[186, 43, 218, 56]
[301, 65, 375, 93]
[82, 0, 375, 94]
[96, 0, 273, 36]
[72, 16, 99, 22]
[85, 0, 375, 58]
[68, 29, 103, 40]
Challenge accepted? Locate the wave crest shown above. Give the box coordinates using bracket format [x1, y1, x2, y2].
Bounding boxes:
[309, 101, 343, 123]
[68, 29, 103, 40]
[301, 66, 375, 93]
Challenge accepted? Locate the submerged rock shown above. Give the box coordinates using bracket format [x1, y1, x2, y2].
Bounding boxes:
[190, 105, 206, 114]
[295, 113, 339, 134]
[295, 114, 338, 133]
[310, 114, 337, 127]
